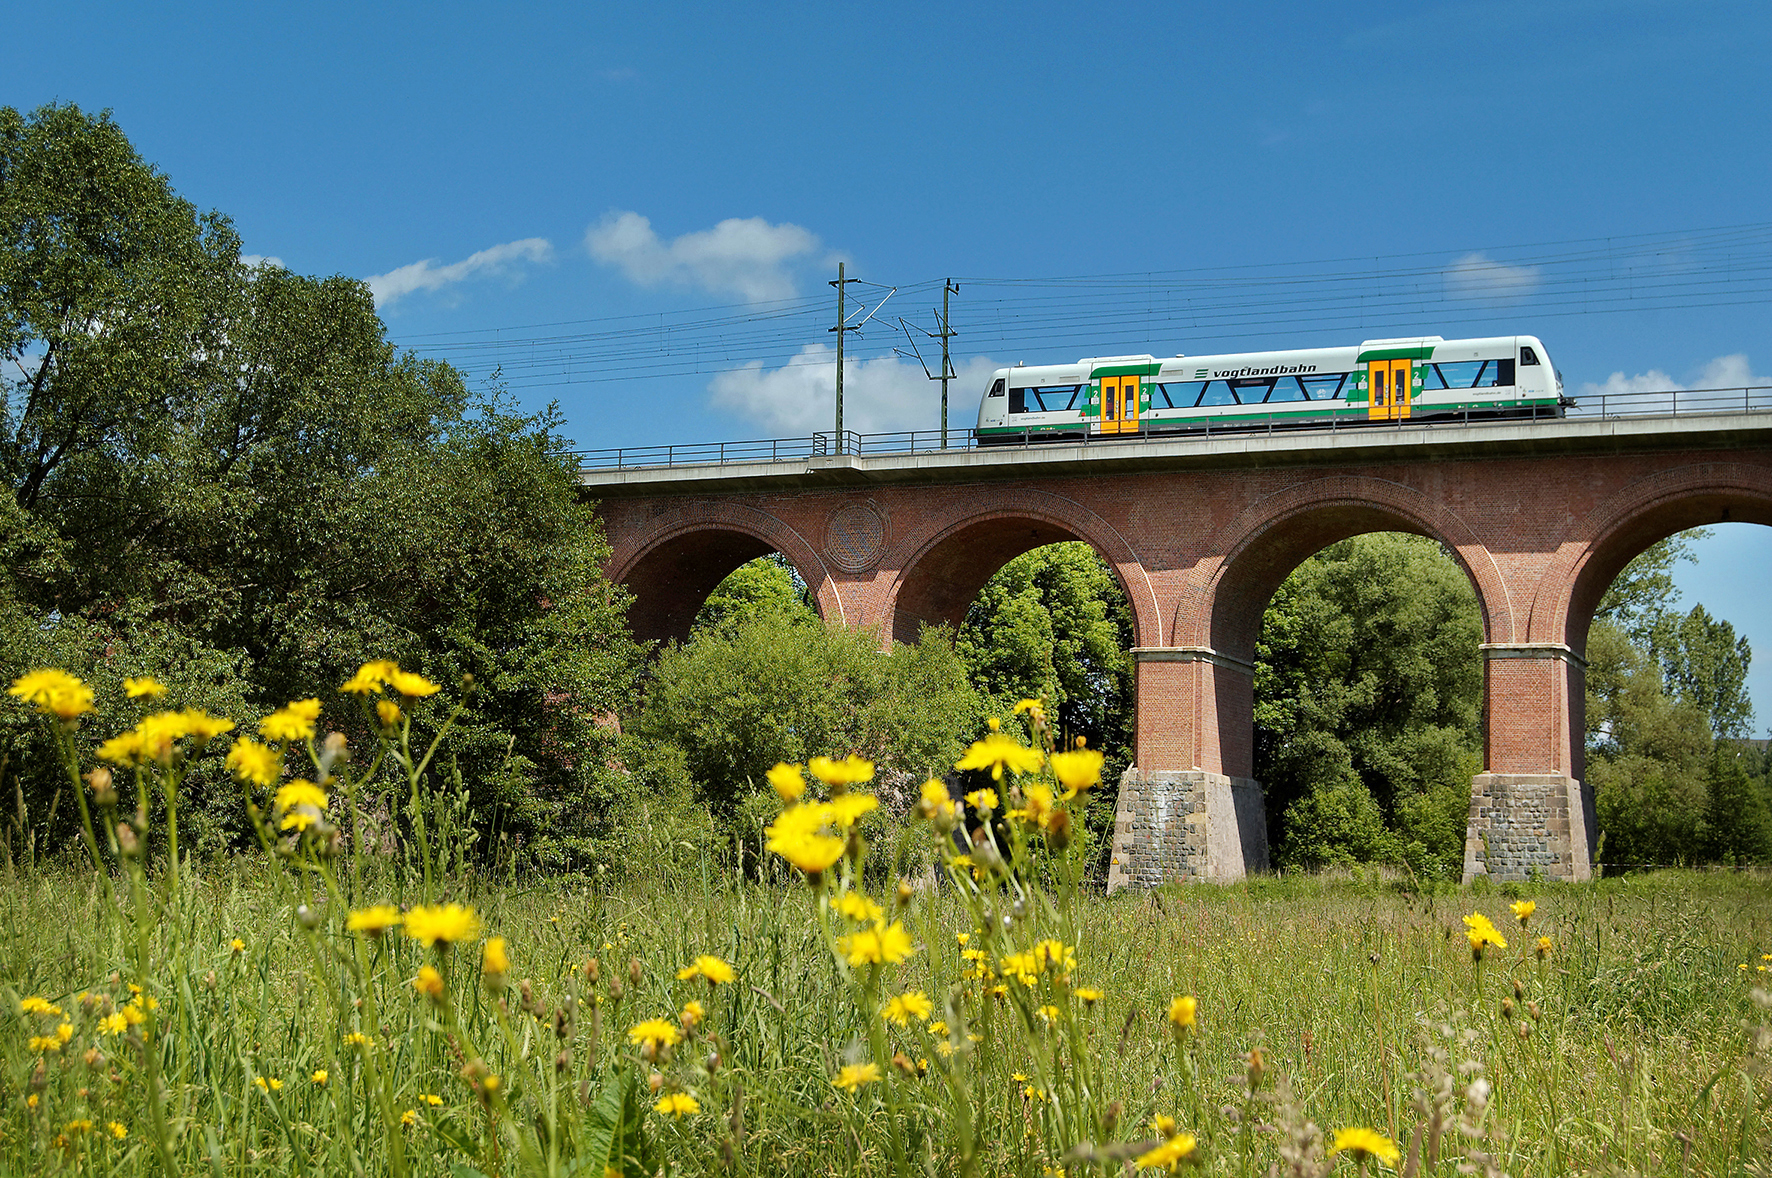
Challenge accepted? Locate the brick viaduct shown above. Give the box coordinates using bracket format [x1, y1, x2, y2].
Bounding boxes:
[581, 412, 1772, 886]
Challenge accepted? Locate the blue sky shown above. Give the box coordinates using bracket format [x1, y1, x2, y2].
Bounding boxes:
[13, 0, 1771, 726]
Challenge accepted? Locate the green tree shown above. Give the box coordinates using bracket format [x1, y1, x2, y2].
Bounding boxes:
[0, 104, 645, 865]
[1585, 620, 1713, 866]
[1254, 533, 1484, 876]
[1698, 740, 1772, 864]
[636, 618, 984, 820]
[1594, 531, 1708, 645]
[693, 553, 816, 636]
[1649, 604, 1754, 739]
[955, 542, 1134, 768]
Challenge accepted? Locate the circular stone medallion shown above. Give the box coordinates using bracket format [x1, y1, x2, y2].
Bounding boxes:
[825, 503, 885, 572]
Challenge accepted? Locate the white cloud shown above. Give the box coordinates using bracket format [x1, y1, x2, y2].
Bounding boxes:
[365, 237, 554, 308]
[240, 253, 284, 270]
[586, 211, 821, 304]
[1443, 252, 1541, 302]
[708, 344, 1000, 435]
[1577, 352, 1768, 398]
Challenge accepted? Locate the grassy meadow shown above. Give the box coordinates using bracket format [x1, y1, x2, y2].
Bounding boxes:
[4, 852, 1769, 1176]
[1, 668, 1769, 1177]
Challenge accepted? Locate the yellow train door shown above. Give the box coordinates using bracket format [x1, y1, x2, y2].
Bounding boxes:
[1099, 375, 1141, 434]
[1366, 359, 1413, 420]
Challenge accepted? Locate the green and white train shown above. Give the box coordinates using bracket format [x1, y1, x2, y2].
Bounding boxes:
[973, 334, 1566, 443]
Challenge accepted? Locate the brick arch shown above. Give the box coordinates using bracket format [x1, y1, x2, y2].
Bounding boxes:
[608, 502, 839, 645]
[1531, 461, 1772, 653]
[1174, 475, 1512, 661]
[881, 490, 1158, 649]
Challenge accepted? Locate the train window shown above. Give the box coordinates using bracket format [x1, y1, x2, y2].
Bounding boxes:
[1431, 361, 1491, 388]
[989, 380, 1006, 397]
[1301, 374, 1349, 399]
[1008, 384, 1082, 413]
[1231, 377, 1274, 403]
[1520, 346, 1540, 366]
[1197, 381, 1239, 407]
[1495, 358, 1515, 385]
[1266, 377, 1307, 403]
[1152, 381, 1204, 408]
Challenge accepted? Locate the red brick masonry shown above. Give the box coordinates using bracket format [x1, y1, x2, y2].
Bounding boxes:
[587, 416, 1772, 883]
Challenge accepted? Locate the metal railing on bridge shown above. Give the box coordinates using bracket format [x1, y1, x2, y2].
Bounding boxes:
[574, 385, 1772, 472]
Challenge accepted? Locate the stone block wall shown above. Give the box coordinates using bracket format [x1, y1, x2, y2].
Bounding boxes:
[1106, 768, 1269, 891]
[1462, 772, 1596, 882]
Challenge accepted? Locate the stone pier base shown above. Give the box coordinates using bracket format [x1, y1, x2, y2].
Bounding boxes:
[1462, 772, 1596, 883]
[1105, 769, 1269, 892]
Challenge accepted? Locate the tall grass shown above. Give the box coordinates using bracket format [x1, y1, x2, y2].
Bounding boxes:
[1, 669, 1769, 1175]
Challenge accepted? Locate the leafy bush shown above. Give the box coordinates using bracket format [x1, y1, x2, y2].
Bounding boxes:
[635, 617, 985, 821]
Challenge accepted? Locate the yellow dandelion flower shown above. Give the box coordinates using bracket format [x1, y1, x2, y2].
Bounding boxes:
[764, 804, 846, 875]
[1152, 1114, 1176, 1137]
[254, 1076, 283, 1092]
[123, 676, 168, 698]
[628, 1018, 683, 1051]
[1463, 913, 1508, 955]
[1049, 747, 1104, 794]
[1075, 986, 1103, 1005]
[64, 1118, 93, 1134]
[1510, 899, 1535, 927]
[833, 1062, 881, 1092]
[230, 938, 246, 952]
[808, 754, 874, 786]
[313, 1070, 328, 1085]
[1536, 935, 1553, 959]
[1009, 782, 1058, 831]
[654, 1092, 700, 1117]
[98, 1012, 127, 1035]
[1330, 1127, 1400, 1167]
[882, 990, 933, 1026]
[27, 1034, 63, 1053]
[676, 954, 736, 985]
[413, 966, 445, 1000]
[54, 1021, 73, 1044]
[401, 1108, 419, 1127]
[343, 1032, 374, 1048]
[346, 905, 403, 936]
[955, 731, 1045, 780]
[9, 669, 95, 720]
[225, 737, 281, 787]
[260, 698, 320, 743]
[96, 730, 148, 766]
[928, 1019, 949, 1036]
[341, 659, 401, 695]
[680, 999, 705, 1029]
[19, 996, 61, 1016]
[1136, 1132, 1198, 1171]
[833, 892, 885, 924]
[482, 936, 510, 980]
[387, 669, 440, 698]
[376, 699, 402, 727]
[274, 778, 328, 831]
[828, 791, 878, 828]
[766, 762, 806, 803]
[839, 921, 916, 966]
[420, 1093, 443, 1106]
[1167, 995, 1198, 1030]
[107, 1121, 126, 1139]
[965, 787, 999, 811]
[403, 903, 480, 947]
